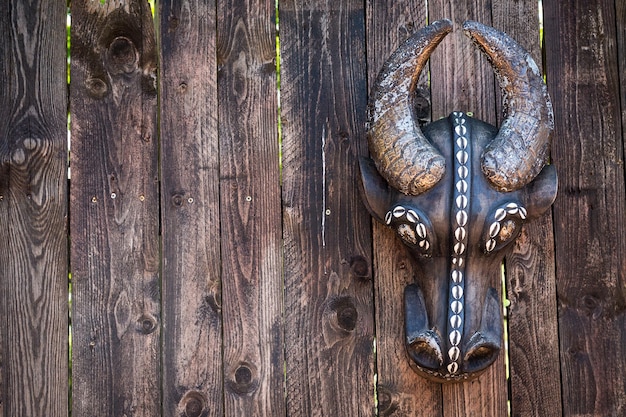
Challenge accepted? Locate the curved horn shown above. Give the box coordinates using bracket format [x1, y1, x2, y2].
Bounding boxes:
[463, 21, 554, 192]
[368, 19, 453, 196]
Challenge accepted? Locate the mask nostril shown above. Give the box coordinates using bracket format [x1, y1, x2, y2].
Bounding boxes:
[463, 336, 500, 373]
[407, 331, 443, 370]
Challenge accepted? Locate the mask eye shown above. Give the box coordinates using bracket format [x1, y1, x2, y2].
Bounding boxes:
[385, 205, 434, 257]
[483, 202, 527, 253]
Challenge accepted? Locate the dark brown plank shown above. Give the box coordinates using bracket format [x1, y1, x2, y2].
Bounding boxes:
[216, 1, 285, 415]
[544, 0, 626, 415]
[158, 1, 224, 416]
[426, 3, 507, 416]
[0, 1, 68, 416]
[365, 2, 444, 416]
[372, 229, 444, 417]
[492, 3, 563, 416]
[280, 2, 374, 415]
[69, 1, 160, 415]
[428, 1, 497, 126]
[619, 0, 626, 157]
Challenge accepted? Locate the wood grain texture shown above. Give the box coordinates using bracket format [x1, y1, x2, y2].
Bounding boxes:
[428, 0, 496, 125]
[280, 1, 375, 415]
[492, 2, 563, 416]
[365, 2, 443, 416]
[0, 1, 68, 416]
[69, 1, 161, 415]
[158, 1, 224, 416]
[372, 228, 444, 417]
[216, 1, 285, 416]
[427, 2, 506, 416]
[619, 0, 626, 166]
[544, 0, 626, 415]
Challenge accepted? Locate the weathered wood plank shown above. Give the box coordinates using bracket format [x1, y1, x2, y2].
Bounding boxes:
[158, 1, 224, 416]
[619, 0, 626, 163]
[69, 1, 160, 415]
[280, 1, 374, 415]
[428, 1, 497, 126]
[365, 2, 444, 415]
[492, 2, 563, 416]
[544, 0, 626, 415]
[426, 3, 507, 416]
[0, 1, 68, 416]
[215, 1, 285, 415]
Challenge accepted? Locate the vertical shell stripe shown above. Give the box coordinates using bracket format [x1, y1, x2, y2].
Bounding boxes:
[447, 112, 470, 375]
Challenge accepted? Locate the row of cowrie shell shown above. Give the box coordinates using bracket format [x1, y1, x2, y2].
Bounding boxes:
[447, 112, 470, 376]
[385, 206, 430, 250]
[485, 202, 527, 253]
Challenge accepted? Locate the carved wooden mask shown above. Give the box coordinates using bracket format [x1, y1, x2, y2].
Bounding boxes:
[360, 19, 558, 382]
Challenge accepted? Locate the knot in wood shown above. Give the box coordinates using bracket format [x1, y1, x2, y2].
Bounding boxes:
[180, 391, 206, 417]
[136, 314, 158, 334]
[172, 194, 184, 207]
[106, 36, 139, 75]
[349, 255, 370, 279]
[580, 294, 604, 319]
[329, 296, 358, 332]
[85, 77, 108, 98]
[227, 363, 258, 395]
[376, 386, 395, 415]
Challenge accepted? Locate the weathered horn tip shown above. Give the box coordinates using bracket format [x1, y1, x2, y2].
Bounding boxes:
[432, 18, 454, 32]
[461, 20, 509, 50]
[462, 20, 487, 33]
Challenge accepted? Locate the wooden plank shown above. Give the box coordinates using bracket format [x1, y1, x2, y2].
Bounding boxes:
[215, 1, 285, 416]
[0, 1, 68, 416]
[619, 0, 626, 159]
[544, 0, 626, 415]
[280, 1, 375, 415]
[158, 1, 224, 416]
[492, 2, 563, 416]
[69, 1, 161, 415]
[365, 2, 444, 416]
[426, 3, 507, 416]
[428, 1, 497, 126]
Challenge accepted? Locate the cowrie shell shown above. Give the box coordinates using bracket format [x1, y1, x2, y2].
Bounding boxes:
[456, 210, 468, 227]
[495, 208, 507, 221]
[455, 125, 467, 136]
[452, 285, 463, 300]
[519, 206, 527, 219]
[451, 301, 463, 314]
[447, 362, 459, 374]
[393, 206, 406, 217]
[489, 222, 501, 238]
[407, 209, 419, 223]
[416, 223, 427, 239]
[449, 346, 461, 362]
[456, 180, 468, 193]
[456, 195, 468, 210]
[449, 329, 461, 345]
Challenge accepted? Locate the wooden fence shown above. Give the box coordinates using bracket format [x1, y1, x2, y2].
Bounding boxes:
[0, 0, 624, 416]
